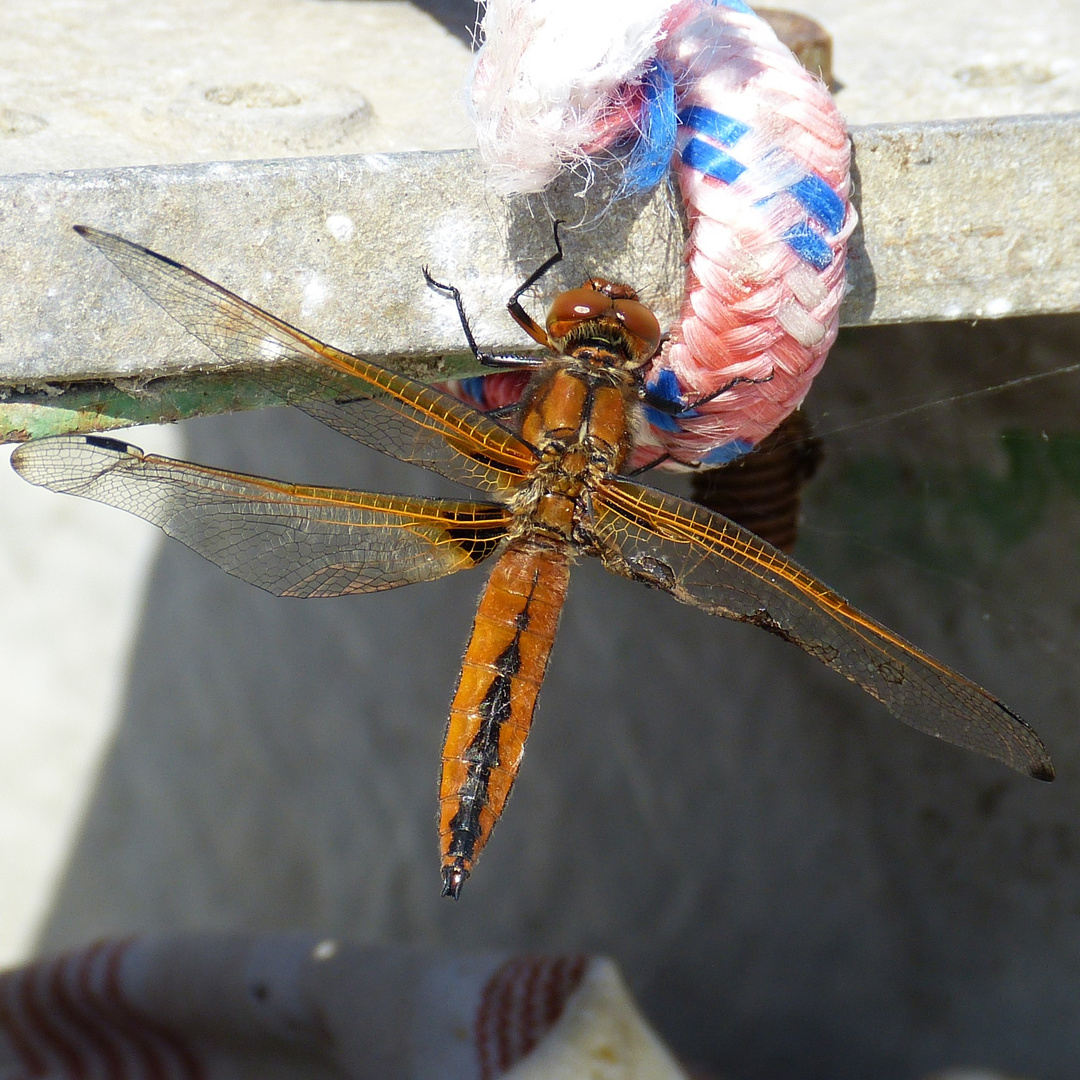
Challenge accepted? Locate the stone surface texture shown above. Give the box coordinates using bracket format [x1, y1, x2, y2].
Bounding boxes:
[3, 113, 1080, 403]
[0, 0, 473, 173]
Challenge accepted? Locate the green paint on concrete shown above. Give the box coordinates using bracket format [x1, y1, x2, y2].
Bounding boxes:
[0, 350, 484, 443]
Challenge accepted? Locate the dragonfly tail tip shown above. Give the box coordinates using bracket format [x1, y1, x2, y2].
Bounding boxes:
[441, 863, 469, 899]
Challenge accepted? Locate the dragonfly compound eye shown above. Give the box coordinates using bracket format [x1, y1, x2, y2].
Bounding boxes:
[546, 287, 661, 365]
[611, 299, 661, 364]
[546, 286, 614, 339]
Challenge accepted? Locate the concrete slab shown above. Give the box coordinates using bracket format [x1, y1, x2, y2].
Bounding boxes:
[0, 0, 474, 174]
[1, 113, 1078, 408]
[812, 0, 1080, 124]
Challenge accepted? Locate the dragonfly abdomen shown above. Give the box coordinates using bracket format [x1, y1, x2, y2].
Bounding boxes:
[439, 539, 570, 898]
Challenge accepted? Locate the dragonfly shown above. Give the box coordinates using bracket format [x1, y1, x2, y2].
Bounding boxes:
[11, 225, 1054, 898]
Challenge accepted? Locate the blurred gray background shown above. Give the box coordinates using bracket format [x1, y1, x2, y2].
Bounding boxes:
[3, 1, 1080, 1078]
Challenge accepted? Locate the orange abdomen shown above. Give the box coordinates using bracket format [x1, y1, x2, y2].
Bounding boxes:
[439, 539, 571, 897]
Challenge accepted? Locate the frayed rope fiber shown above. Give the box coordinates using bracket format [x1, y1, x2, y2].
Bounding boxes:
[465, 0, 855, 469]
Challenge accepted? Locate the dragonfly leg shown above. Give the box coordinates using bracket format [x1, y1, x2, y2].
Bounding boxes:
[623, 452, 671, 476]
[423, 267, 545, 370]
[505, 220, 566, 348]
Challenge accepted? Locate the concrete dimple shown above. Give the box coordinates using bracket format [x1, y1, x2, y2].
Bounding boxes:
[325, 214, 355, 243]
[0, 107, 47, 138]
[204, 82, 303, 109]
[301, 276, 328, 318]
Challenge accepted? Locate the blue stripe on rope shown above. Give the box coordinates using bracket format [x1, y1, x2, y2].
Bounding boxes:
[698, 439, 755, 465]
[710, 0, 756, 14]
[644, 369, 698, 431]
[644, 405, 687, 433]
[787, 174, 847, 234]
[681, 137, 746, 184]
[457, 377, 490, 406]
[677, 106, 750, 147]
[622, 61, 678, 195]
[643, 371, 755, 461]
[783, 223, 833, 270]
[647, 368, 684, 408]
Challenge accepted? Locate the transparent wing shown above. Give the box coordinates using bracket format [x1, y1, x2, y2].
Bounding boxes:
[591, 477, 1054, 780]
[75, 226, 537, 494]
[12, 435, 512, 598]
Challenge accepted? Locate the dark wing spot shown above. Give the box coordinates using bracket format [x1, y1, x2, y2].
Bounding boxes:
[445, 435, 524, 475]
[808, 641, 841, 664]
[85, 435, 134, 453]
[740, 607, 841, 664]
[741, 607, 797, 644]
[874, 658, 906, 685]
[626, 555, 676, 591]
[443, 522, 509, 565]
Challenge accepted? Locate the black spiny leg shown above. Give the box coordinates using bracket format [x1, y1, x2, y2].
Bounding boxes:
[686, 371, 775, 409]
[423, 268, 546, 371]
[623, 453, 671, 476]
[505, 220, 566, 348]
[424, 219, 568, 368]
[640, 371, 777, 418]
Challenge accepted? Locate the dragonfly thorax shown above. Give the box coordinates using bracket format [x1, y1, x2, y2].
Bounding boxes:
[512, 361, 635, 541]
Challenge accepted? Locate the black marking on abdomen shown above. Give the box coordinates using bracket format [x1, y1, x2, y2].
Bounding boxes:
[446, 575, 538, 866]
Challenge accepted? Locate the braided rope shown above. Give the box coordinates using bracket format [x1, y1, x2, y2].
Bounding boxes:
[467, 0, 855, 468]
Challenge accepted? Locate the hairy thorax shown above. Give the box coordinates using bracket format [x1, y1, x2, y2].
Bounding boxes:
[509, 360, 635, 543]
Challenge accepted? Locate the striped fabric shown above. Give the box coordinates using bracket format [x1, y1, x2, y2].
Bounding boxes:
[0, 937, 648, 1080]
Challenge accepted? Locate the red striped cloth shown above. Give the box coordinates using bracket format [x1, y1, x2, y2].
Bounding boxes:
[0, 940, 1029, 1079]
[0, 937, 622, 1080]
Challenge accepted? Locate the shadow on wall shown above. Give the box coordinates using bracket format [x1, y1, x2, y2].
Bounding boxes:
[413, 0, 480, 44]
[35, 314, 1080, 1080]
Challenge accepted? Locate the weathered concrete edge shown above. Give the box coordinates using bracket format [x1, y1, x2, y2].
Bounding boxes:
[1, 113, 1077, 439]
[844, 112, 1080, 326]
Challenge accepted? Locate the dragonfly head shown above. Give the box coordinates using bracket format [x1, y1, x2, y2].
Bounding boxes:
[546, 278, 661, 369]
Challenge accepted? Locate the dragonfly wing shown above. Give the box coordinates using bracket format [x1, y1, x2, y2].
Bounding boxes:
[591, 477, 1054, 780]
[74, 227, 537, 494]
[288, 392, 527, 495]
[12, 435, 512, 598]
